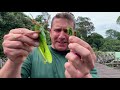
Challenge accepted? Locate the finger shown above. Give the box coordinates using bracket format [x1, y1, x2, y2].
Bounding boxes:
[83, 73, 92, 78]
[65, 62, 81, 78]
[3, 40, 32, 52]
[68, 43, 91, 58]
[4, 47, 29, 58]
[10, 28, 34, 34]
[65, 62, 84, 78]
[69, 36, 96, 63]
[24, 31, 40, 39]
[65, 70, 72, 78]
[69, 36, 96, 62]
[4, 34, 39, 47]
[69, 43, 94, 70]
[4, 48, 29, 63]
[65, 52, 83, 69]
[9, 28, 40, 39]
[69, 36, 94, 54]
[66, 51, 92, 76]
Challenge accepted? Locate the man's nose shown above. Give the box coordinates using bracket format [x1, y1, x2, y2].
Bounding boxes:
[58, 31, 66, 39]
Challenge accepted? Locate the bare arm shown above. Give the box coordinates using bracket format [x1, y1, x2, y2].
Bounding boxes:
[0, 59, 22, 78]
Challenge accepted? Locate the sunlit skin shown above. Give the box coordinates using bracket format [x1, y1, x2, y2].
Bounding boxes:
[50, 18, 74, 51]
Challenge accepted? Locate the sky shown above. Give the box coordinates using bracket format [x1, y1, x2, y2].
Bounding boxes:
[24, 12, 120, 37]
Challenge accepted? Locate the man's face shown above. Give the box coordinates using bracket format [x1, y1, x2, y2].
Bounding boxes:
[50, 18, 74, 51]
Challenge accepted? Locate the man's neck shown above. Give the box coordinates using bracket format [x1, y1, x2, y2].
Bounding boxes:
[49, 45, 70, 55]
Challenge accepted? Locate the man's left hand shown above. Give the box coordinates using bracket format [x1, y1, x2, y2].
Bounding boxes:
[65, 36, 96, 78]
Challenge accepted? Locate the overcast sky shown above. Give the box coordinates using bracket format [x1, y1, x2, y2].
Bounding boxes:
[24, 12, 120, 37]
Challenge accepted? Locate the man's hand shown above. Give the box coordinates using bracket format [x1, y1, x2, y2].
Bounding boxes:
[2, 28, 39, 64]
[65, 36, 96, 78]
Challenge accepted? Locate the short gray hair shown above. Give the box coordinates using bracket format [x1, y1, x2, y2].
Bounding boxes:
[51, 12, 75, 29]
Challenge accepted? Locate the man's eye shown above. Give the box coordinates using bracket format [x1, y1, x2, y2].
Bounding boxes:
[54, 29, 61, 32]
[63, 29, 68, 33]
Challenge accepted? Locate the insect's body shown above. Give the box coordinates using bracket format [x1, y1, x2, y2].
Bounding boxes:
[67, 26, 74, 36]
[39, 26, 52, 63]
[33, 20, 52, 64]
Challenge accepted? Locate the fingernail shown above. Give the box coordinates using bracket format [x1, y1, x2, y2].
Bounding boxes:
[33, 33, 38, 38]
[68, 43, 72, 48]
[35, 42, 39, 46]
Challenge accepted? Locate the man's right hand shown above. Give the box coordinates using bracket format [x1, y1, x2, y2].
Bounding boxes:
[2, 28, 40, 64]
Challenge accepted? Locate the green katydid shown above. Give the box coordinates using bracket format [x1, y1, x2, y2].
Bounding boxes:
[67, 26, 73, 36]
[67, 26, 76, 36]
[30, 15, 52, 64]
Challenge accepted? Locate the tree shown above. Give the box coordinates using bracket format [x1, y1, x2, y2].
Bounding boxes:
[0, 12, 33, 58]
[87, 33, 104, 51]
[116, 16, 120, 25]
[105, 29, 120, 40]
[100, 38, 120, 52]
[75, 16, 95, 40]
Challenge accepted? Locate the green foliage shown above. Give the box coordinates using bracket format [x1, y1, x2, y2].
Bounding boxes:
[44, 30, 51, 45]
[35, 15, 44, 23]
[100, 39, 120, 52]
[75, 16, 95, 40]
[0, 12, 32, 31]
[116, 16, 120, 25]
[0, 12, 33, 58]
[116, 16, 120, 40]
[105, 29, 120, 39]
[87, 33, 104, 51]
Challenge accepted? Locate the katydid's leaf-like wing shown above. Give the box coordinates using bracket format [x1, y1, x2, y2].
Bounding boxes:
[67, 26, 77, 36]
[38, 26, 52, 63]
[34, 22, 52, 64]
[67, 27, 73, 36]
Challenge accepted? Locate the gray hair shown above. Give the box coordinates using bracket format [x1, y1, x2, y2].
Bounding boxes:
[51, 12, 75, 29]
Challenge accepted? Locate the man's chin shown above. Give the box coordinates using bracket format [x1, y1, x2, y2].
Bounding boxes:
[56, 47, 67, 51]
[52, 44, 68, 51]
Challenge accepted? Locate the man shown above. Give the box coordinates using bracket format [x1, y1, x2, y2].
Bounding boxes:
[0, 12, 98, 78]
